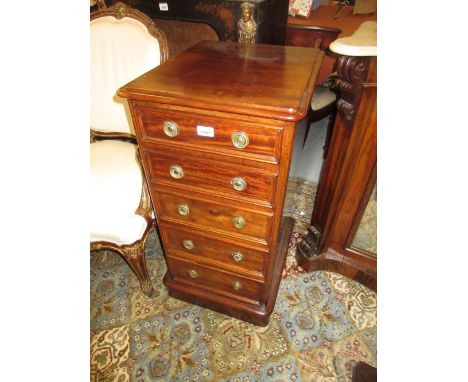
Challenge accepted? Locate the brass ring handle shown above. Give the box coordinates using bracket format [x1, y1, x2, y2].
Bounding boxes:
[232, 281, 243, 290]
[163, 120, 179, 137]
[232, 252, 244, 262]
[170, 165, 184, 179]
[188, 269, 199, 278]
[231, 177, 247, 192]
[177, 204, 190, 216]
[182, 239, 194, 250]
[231, 131, 249, 149]
[232, 216, 246, 229]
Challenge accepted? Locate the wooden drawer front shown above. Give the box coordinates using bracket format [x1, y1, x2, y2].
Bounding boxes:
[146, 149, 277, 205]
[135, 107, 282, 163]
[160, 223, 265, 276]
[155, 190, 272, 242]
[166, 256, 263, 302]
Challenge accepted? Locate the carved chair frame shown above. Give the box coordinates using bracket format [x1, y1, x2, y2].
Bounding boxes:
[286, 25, 341, 149]
[90, 2, 169, 296]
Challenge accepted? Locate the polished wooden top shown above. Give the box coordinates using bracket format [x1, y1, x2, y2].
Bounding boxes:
[118, 40, 324, 121]
[288, 5, 377, 38]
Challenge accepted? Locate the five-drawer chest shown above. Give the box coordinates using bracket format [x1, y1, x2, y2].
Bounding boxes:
[118, 40, 323, 325]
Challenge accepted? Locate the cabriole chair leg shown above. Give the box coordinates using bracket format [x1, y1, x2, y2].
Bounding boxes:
[119, 241, 155, 297]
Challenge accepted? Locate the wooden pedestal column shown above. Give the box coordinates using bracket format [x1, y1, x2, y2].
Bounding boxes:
[297, 55, 377, 292]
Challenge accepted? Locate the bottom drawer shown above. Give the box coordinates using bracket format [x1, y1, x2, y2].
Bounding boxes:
[166, 256, 263, 302]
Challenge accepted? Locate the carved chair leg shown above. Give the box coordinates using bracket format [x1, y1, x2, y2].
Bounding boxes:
[322, 107, 337, 159]
[120, 241, 155, 297]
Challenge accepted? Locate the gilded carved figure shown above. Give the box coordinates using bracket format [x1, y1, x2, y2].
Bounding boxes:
[238, 2, 257, 43]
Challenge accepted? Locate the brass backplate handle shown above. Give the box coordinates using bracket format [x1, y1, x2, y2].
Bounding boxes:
[177, 204, 190, 215]
[232, 216, 246, 229]
[232, 280, 243, 290]
[232, 252, 244, 262]
[231, 131, 249, 149]
[188, 269, 199, 278]
[170, 164, 184, 179]
[231, 177, 247, 191]
[163, 120, 179, 137]
[182, 239, 194, 250]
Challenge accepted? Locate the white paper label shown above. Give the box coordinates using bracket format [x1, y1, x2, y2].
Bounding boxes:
[196, 125, 214, 137]
[159, 3, 168, 11]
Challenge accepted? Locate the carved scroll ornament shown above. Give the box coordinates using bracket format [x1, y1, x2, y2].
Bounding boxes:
[336, 99, 355, 123]
[335, 56, 371, 124]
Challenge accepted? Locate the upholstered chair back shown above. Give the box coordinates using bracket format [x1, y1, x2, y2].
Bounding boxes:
[90, 11, 163, 134]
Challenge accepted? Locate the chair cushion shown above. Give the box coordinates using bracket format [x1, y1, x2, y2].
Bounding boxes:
[90, 140, 147, 245]
[311, 85, 337, 111]
[90, 16, 161, 134]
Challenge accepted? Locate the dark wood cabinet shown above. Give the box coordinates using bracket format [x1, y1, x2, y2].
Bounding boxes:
[297, 54, 377, 291]
[285, 13, 377, 290]
[118, 41, 324, 325]
[287, 6, 377, 39]
[106, 0, 289, 44]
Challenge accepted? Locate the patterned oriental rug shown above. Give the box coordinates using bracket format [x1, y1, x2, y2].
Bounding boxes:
[91, 179, 377, 382]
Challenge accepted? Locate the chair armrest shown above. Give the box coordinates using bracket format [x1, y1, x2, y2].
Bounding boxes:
[319, 73, 338, 88]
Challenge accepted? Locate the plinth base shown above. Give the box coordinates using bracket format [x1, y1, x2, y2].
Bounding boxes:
[296, 248, 376, 292]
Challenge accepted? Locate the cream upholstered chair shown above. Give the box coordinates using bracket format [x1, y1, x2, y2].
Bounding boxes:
[303, 76, 338, 151]
[90, 2, 168, 296]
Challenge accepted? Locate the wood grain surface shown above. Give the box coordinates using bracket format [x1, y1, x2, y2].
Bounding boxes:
[118, 40, 323, 121]
[120, 41, 323, 325]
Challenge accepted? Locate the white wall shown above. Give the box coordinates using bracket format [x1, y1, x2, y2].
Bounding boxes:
[288, 117, 329, 183]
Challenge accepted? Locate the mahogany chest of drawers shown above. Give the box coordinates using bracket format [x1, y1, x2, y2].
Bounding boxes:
[118, 40, 323, 325]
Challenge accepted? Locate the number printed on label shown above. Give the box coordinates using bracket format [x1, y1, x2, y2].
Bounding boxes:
[196, 125, 214, 137]
[159, 2, 168, 11]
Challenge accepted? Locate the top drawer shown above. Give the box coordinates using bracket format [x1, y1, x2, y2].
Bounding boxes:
[133, 107, 283, 164]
